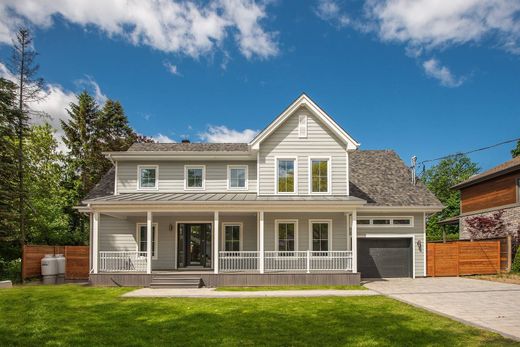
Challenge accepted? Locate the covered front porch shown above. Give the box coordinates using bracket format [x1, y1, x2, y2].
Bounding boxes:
[90, 209, 360, 276]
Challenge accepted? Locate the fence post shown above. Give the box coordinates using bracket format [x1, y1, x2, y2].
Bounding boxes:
[507, 235, 512, 272]
[431, 243, 435, 277]
[306, 250, 310, 274]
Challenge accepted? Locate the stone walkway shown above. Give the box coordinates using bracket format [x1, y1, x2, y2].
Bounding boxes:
[123, 287, 377, 298]
[364, 277, 520, 341]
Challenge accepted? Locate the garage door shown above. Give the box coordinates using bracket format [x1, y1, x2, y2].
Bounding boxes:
[358, 238, 412, 278]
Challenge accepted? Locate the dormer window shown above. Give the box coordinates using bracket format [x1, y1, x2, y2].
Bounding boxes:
[298, 115, 307, 138]
[138, 165, 158, 190]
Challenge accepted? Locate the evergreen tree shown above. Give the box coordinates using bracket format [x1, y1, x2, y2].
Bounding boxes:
[421, 154, 479, 240]
[512, 140, 520, 158]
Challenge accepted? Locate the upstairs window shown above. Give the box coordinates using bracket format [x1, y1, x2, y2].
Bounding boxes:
[138, 166, 158, 190]
[277, 158, 296, 193]
[310, 158, 330, 194]
[228, 165, 248, 190]
[299, 115, 307, 138]
[185, 165, 205, 190]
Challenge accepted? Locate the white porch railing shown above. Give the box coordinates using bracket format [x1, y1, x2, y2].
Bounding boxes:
[219, 251, 352, 273]
[99, 251, 148, 272]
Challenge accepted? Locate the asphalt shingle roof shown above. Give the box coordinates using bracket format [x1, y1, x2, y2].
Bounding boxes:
[128, 143, 249, 152]
[84, 150, 442, 207]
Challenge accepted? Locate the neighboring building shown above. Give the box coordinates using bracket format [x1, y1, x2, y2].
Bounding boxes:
[78, 94, 442, 287]
[452, 156, 520, 240]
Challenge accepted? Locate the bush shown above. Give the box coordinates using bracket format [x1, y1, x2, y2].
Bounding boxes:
[0, 257, 21, 283]
[512, 247, 520, 273]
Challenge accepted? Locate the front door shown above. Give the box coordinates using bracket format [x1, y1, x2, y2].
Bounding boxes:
[177, 223, 212, 268]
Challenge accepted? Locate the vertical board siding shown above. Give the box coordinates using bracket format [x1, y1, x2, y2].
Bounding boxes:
[259, 107, 348, 195]
[22, 245, 89, 280]
[357, 212, 426, 277]
[117, 160, 257, 193]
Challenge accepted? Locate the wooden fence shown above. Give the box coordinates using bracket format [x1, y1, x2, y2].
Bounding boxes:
[427, 238, 509, 277]
[22, 245, 90, 280]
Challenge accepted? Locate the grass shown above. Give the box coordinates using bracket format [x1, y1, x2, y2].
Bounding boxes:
[469, 273, 520, 285]
[215, 285, 367, 291]
[0, 285, 518, 346]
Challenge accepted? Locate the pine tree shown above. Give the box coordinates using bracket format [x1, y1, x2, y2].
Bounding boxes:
[512, 140, 520, 158]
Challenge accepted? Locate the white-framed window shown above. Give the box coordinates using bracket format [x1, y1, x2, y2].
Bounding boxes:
[357, 216, 414, 227]
[309, 157, 331, 194]
[136, 223, 158, 259]
[184, 165, 205, 190]
[222, 223, 243, 251]
[137, 165, 158, 190]
[275, 219, 298, 252]
[299, 114, 307, 138]
[227, 165, 248, 190]
[276, 157, 297, 194]
[309, 220, 332, 251]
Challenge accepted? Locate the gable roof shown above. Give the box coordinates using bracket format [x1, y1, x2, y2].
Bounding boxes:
[249, 93, 360, 150]
[452, 156, 520, 190]
[83, 150, 442, 208]
[128, 143, 249, 152]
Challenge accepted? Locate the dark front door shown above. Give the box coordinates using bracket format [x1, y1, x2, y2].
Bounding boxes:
[358, 238, 413, 278]
[177, 223, 212, 268]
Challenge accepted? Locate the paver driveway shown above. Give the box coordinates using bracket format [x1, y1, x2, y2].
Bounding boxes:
[365, 277, 520, 341]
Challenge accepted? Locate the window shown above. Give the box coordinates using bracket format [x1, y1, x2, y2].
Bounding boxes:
[299, 115, 307, 138]
[136, 223, 158, 259]
[228, 165, 248, 190]
[277, 158, 296, 193]
[185, 165, 205, 190]
[310, 220, 331, 252]
[310, 158, 330, 194]
[357, 216, 414, 227]
[223, 223, 242, 251]
[138, 166, 158, 190]
[276, 220, 298, 252]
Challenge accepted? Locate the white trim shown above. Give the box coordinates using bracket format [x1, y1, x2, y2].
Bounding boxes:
[136, 222, 159, 260]
[184, 165, 206, 191]
[275, 156, 298, 195]
[423, 212, 427, 277]
[137, 165, 159, 191]
[227, 165, 248, 191]
[363, 233, 416, 279]
[256, 152, 260, 194]
[250, 94, 359, 150]
[214, 211, 219, 273]
[259, 211, 265, 273]
[308, 219, 333, 251]
[92, 212, 99, 274]
[274, 219, 299, 251]
[357, 216, 415, 228]
[114, 161, 119, 195]
[346, 151, 349, 196]
[351, 210, 357, 273]
[345, 213, 351, 250]
[221, 222, 244, 251]
[298, 114, 308, 138]
[174, 220, 214, 270]
[307, 156, 332, 195]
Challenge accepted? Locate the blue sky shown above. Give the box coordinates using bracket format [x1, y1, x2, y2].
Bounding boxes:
[0, 0, 519, 172]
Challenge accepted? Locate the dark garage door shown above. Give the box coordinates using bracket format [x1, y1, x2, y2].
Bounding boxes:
[358, 238, 412, 278]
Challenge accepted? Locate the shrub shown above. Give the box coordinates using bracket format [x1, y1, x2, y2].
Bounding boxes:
[0, 257, 21, 283]
[512, 246, 520, 273]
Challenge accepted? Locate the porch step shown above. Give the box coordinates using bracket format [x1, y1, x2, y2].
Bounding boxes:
[150, 274, 202, 288]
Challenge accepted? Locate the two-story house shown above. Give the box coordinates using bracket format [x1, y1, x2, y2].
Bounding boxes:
[79, 94, 442, 287]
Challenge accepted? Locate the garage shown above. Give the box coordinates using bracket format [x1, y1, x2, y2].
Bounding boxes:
[358, 238, 413, 278]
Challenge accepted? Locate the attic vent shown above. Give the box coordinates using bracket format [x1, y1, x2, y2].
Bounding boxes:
[298, 115, 307, 138]
[181, 139, 191, 144]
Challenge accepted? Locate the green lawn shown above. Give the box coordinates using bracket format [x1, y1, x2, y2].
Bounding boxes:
[0, 285, 517, 346]
[216, 285, 367, 291]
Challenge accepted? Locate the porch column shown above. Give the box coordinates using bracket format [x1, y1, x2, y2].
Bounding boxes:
[259, 211, 264, 274]
[351, 210, 358, 273]
[146, 211, 152, 274]
[346, 213, 351, 250]
[214, 211, 219, 274]
[92, 212, 99, 274]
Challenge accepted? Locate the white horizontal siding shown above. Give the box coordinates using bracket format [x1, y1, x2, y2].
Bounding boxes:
[259, 107, 348, 195]
[117, 161, 257, 194]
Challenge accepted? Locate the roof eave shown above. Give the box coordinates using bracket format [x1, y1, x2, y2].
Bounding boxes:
[452, 165, 520, 190]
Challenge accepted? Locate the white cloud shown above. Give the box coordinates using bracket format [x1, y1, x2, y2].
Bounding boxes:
[163, 61, 182, 76]
[353, 0, 520, 54]
[151, 133, 175, 143]
[0, 0, 278, 60]
[314, 0, 350, 28]
[199, 125, 258, 143]
[422, 58, 465, 87]
[76, 75, 108, 104]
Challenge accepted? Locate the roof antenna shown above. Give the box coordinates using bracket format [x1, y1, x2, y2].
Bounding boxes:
[411, 156, 417, 185]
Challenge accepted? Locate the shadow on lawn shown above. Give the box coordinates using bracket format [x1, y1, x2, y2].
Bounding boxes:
[0, 286, 515, 346]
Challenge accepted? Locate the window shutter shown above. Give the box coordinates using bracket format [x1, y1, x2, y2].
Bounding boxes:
[299, 115, 307, 138]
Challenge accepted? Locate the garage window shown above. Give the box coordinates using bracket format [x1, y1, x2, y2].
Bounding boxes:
[357, 217, 413, 227]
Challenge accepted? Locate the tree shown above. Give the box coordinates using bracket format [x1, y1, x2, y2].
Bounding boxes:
[9, 28, 45, 282]
[512, 140, 520, 158]
[421, 154, 479, 240]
